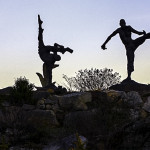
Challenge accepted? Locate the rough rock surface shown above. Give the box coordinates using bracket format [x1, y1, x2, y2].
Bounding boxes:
[1, 86, 150, 149]
[33, 90, 50, 100]
[64, 109, 97, 134]
[22, 104, 35, 111]
[43, 134, 87, 150]
[58, 92, 92, 110]
[110, 80, 150, 94]
[0, 86, 12, 95]
[125, 91, 143, 107]
[143, 96, 150, 113]
[26, 109, 59, 128]
[107, 117, 150, 150]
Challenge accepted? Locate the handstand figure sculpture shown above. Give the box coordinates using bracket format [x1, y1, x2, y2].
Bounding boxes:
[37, 15, 73, 87]
[101, 19, 150, 82]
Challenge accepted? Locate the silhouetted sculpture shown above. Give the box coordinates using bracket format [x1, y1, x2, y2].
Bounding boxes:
[101, 19, 150, 82]
[37, 15, 73, 87]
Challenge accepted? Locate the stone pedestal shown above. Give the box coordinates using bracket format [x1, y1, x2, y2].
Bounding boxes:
[110, 79, 150, 94]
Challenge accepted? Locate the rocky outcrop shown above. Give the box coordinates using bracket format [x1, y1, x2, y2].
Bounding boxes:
[110, 80, 150, 94]
[58, 92, 92, 111]
[0, 86, 12, 95]
[1, 87, 150, 149]
[107, 117, 150, 150]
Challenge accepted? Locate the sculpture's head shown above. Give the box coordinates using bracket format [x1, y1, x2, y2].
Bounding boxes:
[120, 19, 126, 28]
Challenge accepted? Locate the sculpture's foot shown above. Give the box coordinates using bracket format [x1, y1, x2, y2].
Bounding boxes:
[121, 77, 131, 84]
[121, 77, 138, 85]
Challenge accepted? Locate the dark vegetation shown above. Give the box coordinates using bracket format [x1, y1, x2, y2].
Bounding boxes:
[9, 77, 36, 105]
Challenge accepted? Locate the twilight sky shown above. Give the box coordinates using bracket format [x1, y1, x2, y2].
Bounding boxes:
[0, 0, 150, 88]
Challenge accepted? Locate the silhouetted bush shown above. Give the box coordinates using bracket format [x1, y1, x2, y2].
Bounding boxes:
[63, 68, 121, 91]
[10, 77, 35, 105]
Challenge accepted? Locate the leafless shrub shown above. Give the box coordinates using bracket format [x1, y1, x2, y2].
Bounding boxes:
[63, 68, 121, 92]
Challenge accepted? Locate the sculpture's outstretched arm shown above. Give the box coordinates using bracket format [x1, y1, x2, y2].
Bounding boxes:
[130, 26, 146, 35]
[38, 15, 44, 48]
[101, 29, 118, 50]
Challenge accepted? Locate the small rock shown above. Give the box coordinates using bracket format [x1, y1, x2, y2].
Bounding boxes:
[38, 98, 45, 104]
[43, 134, 87, 150]
[37, 99, 46, 109]
[140, 109, 148, 118]
[22, 104, 35, 111]
[45, 104, 52, 110]
[125, 91, 143, 107]
[5, 128, 13, 136]
[47, 88, 55, 93]
[45, 99, 55, 105]
[1, 101, 10, 107]
[52, 103, 60, 113]
[130, 108, 140, 120]
[143, 96, 150, 113]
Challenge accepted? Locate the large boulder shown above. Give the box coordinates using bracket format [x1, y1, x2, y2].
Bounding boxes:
[90, 90, 127, 109]
[58, 92, 92, 111]
[106, 90, 127, 101]
[0, 87, 12, 95]
[26, 109, 59, 128]
[105, 90, 143, 107]
[107, 117, 150, 150]
[64, 109, 97, 135]
[43, 134, 87, 150]
[130, 108, 141, 120]
[124, 91, 143, 107]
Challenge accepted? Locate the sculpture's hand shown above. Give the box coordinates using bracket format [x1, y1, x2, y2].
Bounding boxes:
[143, 30, 146, 35]
[101, 44, 107, 50]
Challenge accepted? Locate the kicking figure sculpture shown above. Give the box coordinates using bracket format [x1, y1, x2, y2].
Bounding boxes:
[101, 19, 150, 82]
[37, 15, 73, 87]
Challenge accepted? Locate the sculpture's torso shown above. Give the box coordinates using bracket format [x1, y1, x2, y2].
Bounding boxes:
[118, 26, 133, 46]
